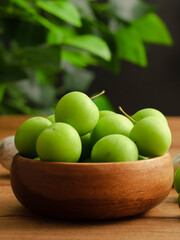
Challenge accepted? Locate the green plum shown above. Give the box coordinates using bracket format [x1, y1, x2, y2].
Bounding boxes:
[174, 167, 180, 193]
[99, 110, 116, 118]
[55, 91, 99, 136]
[15, 117, 51, 158]
[178, 194, 180, 208]
[91, 114, 134, 145]
[46, 114, 55, 124]
[36, 123, 82, 162]
[132, 108, 168, 125]
[91, 134, 138, 163]
[79, 133, 92, 162]
[130, 116, 171, 157]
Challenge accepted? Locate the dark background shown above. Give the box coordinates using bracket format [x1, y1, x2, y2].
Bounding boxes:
[88, 0, 180, 115]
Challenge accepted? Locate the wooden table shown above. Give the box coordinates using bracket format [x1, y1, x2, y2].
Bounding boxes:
[0, 116, 180, 240]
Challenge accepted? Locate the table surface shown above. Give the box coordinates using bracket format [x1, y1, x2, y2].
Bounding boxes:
[0, 116, 180, 240]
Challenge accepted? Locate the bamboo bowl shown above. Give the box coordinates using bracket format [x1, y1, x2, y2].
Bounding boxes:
[10, 153, 174, 220]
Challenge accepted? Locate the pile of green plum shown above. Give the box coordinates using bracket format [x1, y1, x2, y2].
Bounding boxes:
[15, 91, 172, 163]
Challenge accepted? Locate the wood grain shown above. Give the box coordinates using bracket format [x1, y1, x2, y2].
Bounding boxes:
[0, 116, 180, 239]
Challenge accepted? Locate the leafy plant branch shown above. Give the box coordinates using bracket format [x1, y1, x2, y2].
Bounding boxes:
[0, 0, 173, 114]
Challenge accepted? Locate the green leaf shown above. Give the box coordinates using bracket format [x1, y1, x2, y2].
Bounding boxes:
[0, 83, 6, 103]
[46, 31, 64, 45]
[132, 13, 173, 45]
[65, 35, 111, 61]
[46, 26, 75, 45]
[14, 45, 61, 71]
[36, 0, 82, 27]
[36, 70, 57, 85]
[99, 54, 120, 74]
[11, 0, 37, 15]
[116, 27, 147, 67]
[92, 95, 114, 111]
[61, 50, 97, 67]
[34, 15, 64, 40]
[11, 0, 65, 40]
[110, 0, 156, 22]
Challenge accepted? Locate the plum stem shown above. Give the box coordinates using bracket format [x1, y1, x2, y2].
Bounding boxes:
[119, 106, 137, 124]
[91, 90, 105, 100]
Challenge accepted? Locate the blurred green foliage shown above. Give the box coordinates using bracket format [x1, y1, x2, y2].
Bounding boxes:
[0, 0, 173, 114]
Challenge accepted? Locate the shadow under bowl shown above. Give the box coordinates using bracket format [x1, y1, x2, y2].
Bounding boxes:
[10, 153, 174, 220]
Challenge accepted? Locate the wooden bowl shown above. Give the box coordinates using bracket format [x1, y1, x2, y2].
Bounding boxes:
[10, 153, 174, 220]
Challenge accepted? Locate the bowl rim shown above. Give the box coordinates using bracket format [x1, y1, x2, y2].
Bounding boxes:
[14, 152, 171, 166]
